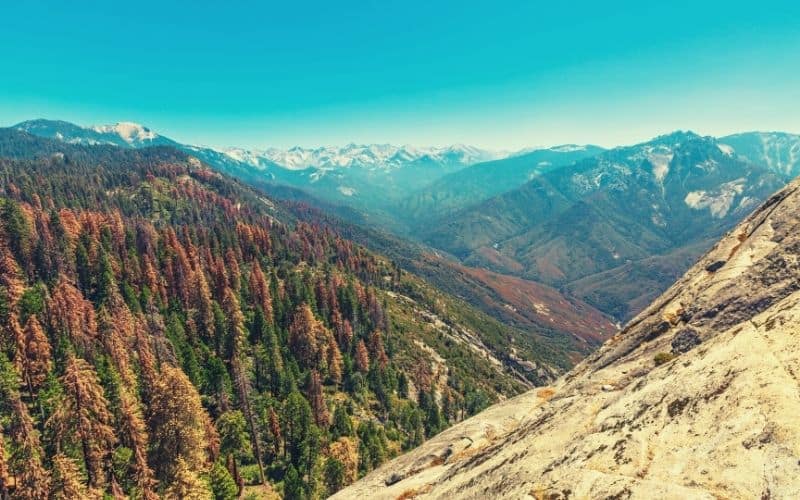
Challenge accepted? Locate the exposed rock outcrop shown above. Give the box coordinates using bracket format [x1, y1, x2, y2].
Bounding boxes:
[333, 179, 800, 499]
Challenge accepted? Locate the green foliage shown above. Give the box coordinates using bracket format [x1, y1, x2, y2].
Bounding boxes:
[654, 352, 676, 366]
[17, 284, 45, 323]
[331, 405, 353, 439]
[283, 464, 305, 500]
[0, 131, 542, 498]
[209, 461, 239, 500]
[324, 457, 346, 494]
[217, 410, 253, 461]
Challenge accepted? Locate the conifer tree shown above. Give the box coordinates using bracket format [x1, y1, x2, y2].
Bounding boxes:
[48, 355, 116, 488]
[6, 392, 51, 498]
[51, 454, 90, 500]
[209, 460, 238, 500]
[48, 277, 98, 353]
[354, 339, 370, 374]
[268, 406, 283, 458]
[117, 385, 158, 499]
[216, 410, 252, 495]
[164, 457, 211, 500]
[368, 330, 389, 371]
[15, 315, 52, 396]
[222, 286, 266, 485]
[331, 405, 353, 439]
[328, 436, 358, 486]
[307, 370, 330, 427]
[148, 365, 210, 482]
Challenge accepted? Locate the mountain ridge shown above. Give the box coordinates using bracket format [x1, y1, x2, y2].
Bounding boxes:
[333, 174, 800, 500]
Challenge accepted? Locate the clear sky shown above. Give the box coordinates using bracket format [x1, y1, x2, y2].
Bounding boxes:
[2, 1, 799, 149]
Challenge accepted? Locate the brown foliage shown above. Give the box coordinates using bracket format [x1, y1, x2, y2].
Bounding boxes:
[328, 437, 359, 486]
[307, 370, 330, 427]
[148, 365, 210, 482]
[48, 356, 117, 488]
[48, 277, 98, 353]
[16, 315, 53, 393]
[355, 339, 370, 374]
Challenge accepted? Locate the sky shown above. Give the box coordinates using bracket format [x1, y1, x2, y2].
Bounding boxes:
[1, 0, 799, 150]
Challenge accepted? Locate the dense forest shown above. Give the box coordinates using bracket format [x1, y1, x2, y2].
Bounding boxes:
[0, 131, 565, 498]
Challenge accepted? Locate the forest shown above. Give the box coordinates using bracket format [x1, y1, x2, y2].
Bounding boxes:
[0, 131, 556, 498]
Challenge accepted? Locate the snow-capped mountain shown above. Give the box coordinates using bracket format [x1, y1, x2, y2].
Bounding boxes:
[719, 131, 800, 177]
[423, 130, 787, 320]
[14, 119, 177, 148]
[12, 119, 508, 218]
[218, 143, 503, 171]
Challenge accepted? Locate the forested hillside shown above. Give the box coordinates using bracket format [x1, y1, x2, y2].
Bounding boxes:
[0, 130, 565, 498]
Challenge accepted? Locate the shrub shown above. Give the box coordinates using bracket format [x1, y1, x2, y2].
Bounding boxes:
[654, 352, 676, 366]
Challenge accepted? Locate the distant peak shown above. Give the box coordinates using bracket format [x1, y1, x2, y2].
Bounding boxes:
[549, 144, 587, 153]
[91, 122, 158, 143]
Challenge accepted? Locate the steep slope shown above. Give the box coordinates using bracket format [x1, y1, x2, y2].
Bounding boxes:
[285, 201, 617, 358]
[334, 176, 800, 500]
[398, 145, 604, 224]
[0, 129, 564, 498]
[428, 131, 786, 320]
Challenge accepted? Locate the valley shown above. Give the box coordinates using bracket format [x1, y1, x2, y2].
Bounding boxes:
[4, 120, 799, 499]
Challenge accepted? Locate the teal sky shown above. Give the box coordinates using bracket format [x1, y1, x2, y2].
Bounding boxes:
[2, 1, 799, 149]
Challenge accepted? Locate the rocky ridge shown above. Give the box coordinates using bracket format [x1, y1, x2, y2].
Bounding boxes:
[332, 177, 800, 499]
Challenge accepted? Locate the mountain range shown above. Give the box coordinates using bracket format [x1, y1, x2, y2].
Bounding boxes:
[423, 131, 791, 319]
[4, 118, 800, 498]
[334, 166, 800, 500]
[13, 120, 504, 218]
[0, 127, 575, 498]
[14, 119, 800, 327]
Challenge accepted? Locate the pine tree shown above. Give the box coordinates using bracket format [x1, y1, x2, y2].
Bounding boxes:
[50, 454, 90, 500]
[222, 287, 266, 486]
[324, 457, 346, 494]
[148, 365, 210, 483]
[307, 370, 329, 427]
[0, 242, 25, 309]
[368, 330, 389, 371]
[283, 464, 304, 500]
[328, 437, 359, 486]
[48, 355, 116, 488]
[193, 265, 215, 342]
[1, 200, 32, 273]
[248, 260, 273, 324]
[209, 460, 238, 500]
[216, 410, 252, 495]
[164, 457, 211, 500]
[5, 389, 51, 498]
[282, 390, 317, 471]
[117, 385, 158, 499]
[354, 339, 370, 374]
[15, 314, 52, 396]
[327, 336, 343, 386]
[331, 405, 353, 439]
[47, 277, 98, 353]
[268, 407, 283, 459]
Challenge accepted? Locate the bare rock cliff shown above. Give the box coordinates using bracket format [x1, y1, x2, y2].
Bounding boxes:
[332, 179, 800, 499]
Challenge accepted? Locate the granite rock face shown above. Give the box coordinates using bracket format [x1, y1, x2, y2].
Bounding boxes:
[332, 179, 800, 500]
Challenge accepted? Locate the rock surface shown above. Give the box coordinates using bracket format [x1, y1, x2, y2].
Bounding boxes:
[332, 179, 800, 499]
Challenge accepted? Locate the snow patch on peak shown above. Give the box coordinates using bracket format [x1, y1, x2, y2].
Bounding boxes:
[220, 144, 504, 171]
[550, 144, 586, 153]
[91, 122, 158, 144]
[718, 143, 735, 156]
[684, 178, 746, 218]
